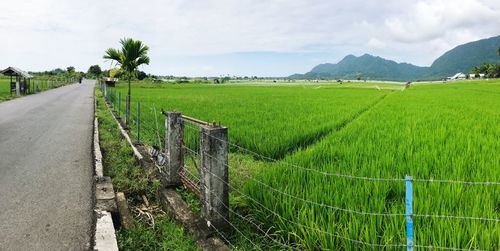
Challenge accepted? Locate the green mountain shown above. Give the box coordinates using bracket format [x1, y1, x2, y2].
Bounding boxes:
[291, 35, 500, 81]
[429, 36, 500, 76]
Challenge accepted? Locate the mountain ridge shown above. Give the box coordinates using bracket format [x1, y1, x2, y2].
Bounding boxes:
[290, 35, 500, 81]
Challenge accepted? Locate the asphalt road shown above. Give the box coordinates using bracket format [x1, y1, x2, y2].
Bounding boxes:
[0, 80, 95, 250]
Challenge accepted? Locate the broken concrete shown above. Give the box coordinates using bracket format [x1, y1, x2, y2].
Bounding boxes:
[158, 188, 233, 251]
[95, 177, 117, 213]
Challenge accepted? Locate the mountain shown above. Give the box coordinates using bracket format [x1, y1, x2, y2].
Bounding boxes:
[291, 35, 500, 81]
[296, 54, 428, 81]
[428, 35, 500, 76]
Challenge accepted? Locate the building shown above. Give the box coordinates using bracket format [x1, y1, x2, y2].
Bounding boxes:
[0, 67, 33, 96]
[447, 72, 466, 80]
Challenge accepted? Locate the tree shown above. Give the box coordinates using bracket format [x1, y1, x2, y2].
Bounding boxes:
[103, 38, 150, 127]
[109, 67, 123, 79]
[87, 65, 102, 77]
[66, 66, 75, 73]
[137, 70, 147, 80]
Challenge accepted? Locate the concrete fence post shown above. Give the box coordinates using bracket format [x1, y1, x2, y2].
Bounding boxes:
[200, 125, 229, 230]
[164, 112, 183, 187]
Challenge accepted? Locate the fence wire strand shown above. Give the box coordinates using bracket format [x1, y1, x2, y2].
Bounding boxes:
[200, 182, 300, 250]
[198, 152, 407, 249]
[186, 123, 500, 185]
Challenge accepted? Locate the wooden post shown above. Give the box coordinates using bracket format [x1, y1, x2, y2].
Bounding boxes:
[200, 125, 229, 230]
[15, 76, 20, 96]
[164, 112, 183, 187]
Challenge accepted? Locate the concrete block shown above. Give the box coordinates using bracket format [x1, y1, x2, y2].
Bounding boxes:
[95, 177, 117, 213]
[94, 210, 118, 251]
[116, 192, 134, 230]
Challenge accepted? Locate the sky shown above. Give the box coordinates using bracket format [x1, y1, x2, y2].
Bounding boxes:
[0, 0, 499, 77]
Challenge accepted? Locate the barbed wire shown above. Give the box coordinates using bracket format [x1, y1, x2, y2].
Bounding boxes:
[199, 181, 300, 250]
[413, 213, 500, 222]
[209, 219, 237, 250]
[200, 152, 492, 250]
[413, 178, 500, 185]
[414, 244, 485, 251]
[201, 149, 500, 222]
[184, 123, 500, 186]
[210, 205, 262, 250]
[197, 155, 407, 249]
[185, 123, 404, 181]
[200, 149, 405, 217]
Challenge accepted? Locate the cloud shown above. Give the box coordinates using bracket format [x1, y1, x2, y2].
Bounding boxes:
[367, 38, 386, 49]
[384, 0, 500, 43]
[0, 0, 498, 76]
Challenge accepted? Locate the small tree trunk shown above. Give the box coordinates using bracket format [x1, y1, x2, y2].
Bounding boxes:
[126, 75, 131, 128]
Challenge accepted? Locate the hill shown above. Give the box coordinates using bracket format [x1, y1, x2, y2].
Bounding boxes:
[428, 35, 500, 77]
[291, 35, 500, 81]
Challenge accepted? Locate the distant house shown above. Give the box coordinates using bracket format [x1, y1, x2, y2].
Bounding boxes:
[469, 73, 486, 79]
[447, 72, 466, 80]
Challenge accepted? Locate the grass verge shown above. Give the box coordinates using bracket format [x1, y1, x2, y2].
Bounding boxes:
[95, 88, 199, 250]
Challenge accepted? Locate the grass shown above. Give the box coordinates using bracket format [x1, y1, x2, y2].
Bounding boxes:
[0, 76, 73, 102]
[101, 79, 500, 250]
[246, 80, 500, 249]
[95, 89, 199, 251]
[0, 78, 14, 101]
[108, 81, 390, 159]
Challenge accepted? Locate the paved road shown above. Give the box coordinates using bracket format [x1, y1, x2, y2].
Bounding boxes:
[0, 80, 95, 250]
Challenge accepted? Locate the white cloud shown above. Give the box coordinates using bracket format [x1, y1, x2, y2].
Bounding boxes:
[367, 38, 386, 49]
[384, 0, 500, 43]
[0, 0, 498, 75]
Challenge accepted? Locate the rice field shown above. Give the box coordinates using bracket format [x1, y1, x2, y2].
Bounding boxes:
[110, 82, 390, 158]
[246, 81, 500, 249]
[105, 80, 500, 250]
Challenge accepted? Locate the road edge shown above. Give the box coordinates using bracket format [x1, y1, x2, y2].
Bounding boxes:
[93, 85, 119, 251]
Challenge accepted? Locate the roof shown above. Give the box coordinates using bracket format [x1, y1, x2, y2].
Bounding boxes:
[448, 72, 465, 79]
[0, 67, 33, 78]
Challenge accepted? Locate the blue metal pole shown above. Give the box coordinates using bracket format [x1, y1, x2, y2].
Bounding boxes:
[406, 176, 414, 251]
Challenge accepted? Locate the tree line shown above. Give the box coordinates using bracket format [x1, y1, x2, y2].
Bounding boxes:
[469, 47, 500, 78]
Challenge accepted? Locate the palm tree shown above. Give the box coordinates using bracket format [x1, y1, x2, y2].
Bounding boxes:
[104, 38, 150, 127]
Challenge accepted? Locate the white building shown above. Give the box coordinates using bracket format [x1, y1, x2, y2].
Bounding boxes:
[469, 73, 486, 79]
[447, 72, 466, 80]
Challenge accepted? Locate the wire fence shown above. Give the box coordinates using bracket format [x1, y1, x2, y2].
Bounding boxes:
[3, 76, 77, 98]
[98, 83, 499, 250]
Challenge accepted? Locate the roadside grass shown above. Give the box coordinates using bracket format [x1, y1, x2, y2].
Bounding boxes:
[0, 78, 14, 101]
[95, 89, 199, 251]
[102, 83, 296, 249]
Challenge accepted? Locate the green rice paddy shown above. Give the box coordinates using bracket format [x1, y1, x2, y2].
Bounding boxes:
[106, 80, 500, 250]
